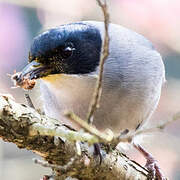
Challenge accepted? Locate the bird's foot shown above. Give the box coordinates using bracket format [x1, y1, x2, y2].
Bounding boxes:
[40, 175, 50, 180]
[145, 156, 166, 180]
[133, 143, 167, 180]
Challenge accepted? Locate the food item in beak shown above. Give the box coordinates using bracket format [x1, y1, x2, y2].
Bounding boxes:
[11, 71, 36, 90]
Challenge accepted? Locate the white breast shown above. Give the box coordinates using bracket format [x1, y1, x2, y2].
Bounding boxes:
[39, 71, 163, 134]
[40, 74, 97, 129]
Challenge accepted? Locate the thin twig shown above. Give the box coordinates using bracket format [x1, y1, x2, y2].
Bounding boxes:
[86, 0, 110, 124]
[33, 157, 76, 172]
[160, 112, 180, 129]
[65, 110, 180, 148]
[111, 115, 180, 147]
[64, 111, 113, 142]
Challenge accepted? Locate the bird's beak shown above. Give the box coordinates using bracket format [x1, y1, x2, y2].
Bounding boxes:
[21, 60, 51, 80]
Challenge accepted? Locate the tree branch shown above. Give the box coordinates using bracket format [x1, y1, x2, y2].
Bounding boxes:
[0, 94, 148, 179]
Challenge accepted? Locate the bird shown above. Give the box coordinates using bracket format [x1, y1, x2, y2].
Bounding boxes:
[15, 21, 165, 179]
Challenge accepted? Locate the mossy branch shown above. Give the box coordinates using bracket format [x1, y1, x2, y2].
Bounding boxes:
[0, 94, 149, 180]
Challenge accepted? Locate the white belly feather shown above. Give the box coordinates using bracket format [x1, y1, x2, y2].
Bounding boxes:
[40, 72, 162, 134]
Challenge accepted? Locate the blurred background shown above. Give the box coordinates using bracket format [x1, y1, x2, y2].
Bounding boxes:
[0, 0, 180, 179]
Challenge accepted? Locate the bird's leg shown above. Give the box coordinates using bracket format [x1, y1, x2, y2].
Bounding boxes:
[94, 129, 130, 164]
[41, 175, 50, 180]
[25, 93, 35, 109]
[133, 143, 166, 180]
[24, 93, 45, 114]
[87, 116, 103, 164]
[93, 143, 103, 164]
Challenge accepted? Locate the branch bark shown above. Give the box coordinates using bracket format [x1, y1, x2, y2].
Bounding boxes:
[0, 94, 148, 179]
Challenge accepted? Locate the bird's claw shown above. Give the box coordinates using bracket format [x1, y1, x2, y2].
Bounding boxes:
[134, 143, 167, 180]
[145, 160, 156, 179]
[145, 159, 167, 180]
[40, 175, 50, 180]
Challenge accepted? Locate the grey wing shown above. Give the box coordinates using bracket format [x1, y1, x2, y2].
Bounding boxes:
[86, 21, 165, 132]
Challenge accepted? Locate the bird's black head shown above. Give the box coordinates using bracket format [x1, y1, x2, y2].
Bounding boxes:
[21, 22, 102, 80]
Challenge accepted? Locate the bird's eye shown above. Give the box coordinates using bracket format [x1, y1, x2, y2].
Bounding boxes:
[61, 43, 75, 59]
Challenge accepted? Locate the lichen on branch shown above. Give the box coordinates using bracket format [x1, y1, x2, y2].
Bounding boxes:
[0, 94, 148, 179]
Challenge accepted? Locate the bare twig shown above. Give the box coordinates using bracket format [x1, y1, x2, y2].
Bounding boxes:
[65, 109, 180, 148]
[33, 157, 76, 172]
[160, 112, 180, 129]
[65, 111, 113, 142]
[111, 115, 180, 147]
[86, 0, 110, 124]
